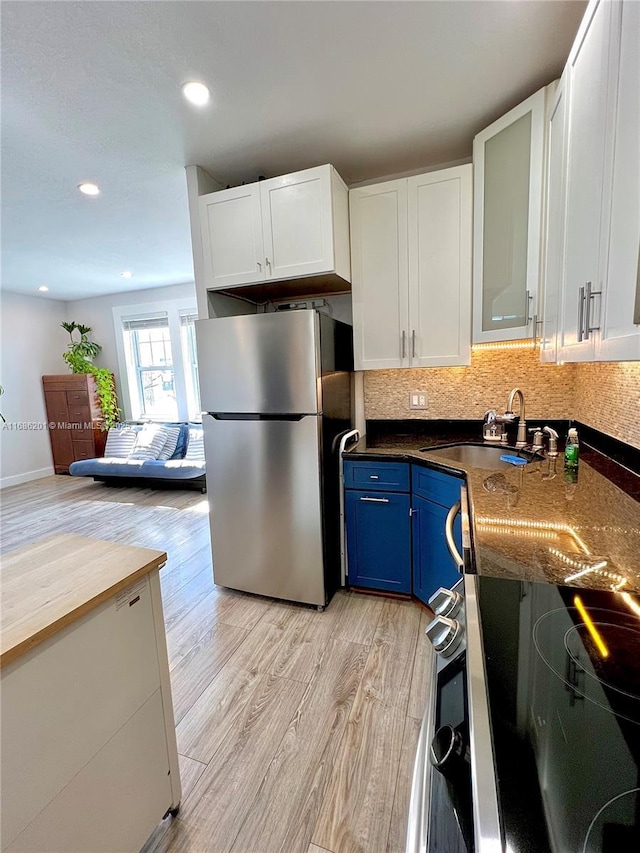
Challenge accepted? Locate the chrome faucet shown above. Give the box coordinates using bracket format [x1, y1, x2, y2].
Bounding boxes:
[506, 388, 527, 448]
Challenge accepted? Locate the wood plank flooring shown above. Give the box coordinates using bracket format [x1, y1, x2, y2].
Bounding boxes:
[0, 476, 433, 853]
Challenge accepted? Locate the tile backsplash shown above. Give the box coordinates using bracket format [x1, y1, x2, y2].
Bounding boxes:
[364, 348, 640, 451]
[364, 347, 575, 421]
[574, 361, 640, 449]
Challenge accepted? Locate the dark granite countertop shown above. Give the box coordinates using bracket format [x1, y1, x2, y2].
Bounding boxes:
[346, 429, 640, 595]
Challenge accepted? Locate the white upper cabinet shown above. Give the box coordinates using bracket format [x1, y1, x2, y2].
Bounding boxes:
[473, 87, 547, 343]
[198, 164, 350, 291]
[407, 167, 472, 367]
[350, 179, 409, 370]
[199, 184, 265, 289]
[540, 76, 569, 363]
[350, 165, 472, 371]
[596, 0, 640, 361]
[559, 0, 619, 362]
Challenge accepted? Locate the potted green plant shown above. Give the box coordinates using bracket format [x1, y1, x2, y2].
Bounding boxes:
[61, 322, 121, 429]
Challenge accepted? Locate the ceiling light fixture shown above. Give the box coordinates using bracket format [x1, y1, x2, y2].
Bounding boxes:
[182, 81, 210, 106]
[120, 270, 133, 279]
[78, 182, 100, 196]
[38, 285, 49, 292]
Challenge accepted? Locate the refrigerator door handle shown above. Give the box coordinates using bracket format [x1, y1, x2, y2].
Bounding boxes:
[207, 413, 309, 421]
[338, 429, 361, 588]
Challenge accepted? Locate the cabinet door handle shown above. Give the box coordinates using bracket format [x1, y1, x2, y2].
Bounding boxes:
[359, 496, 390, 503]
[577, 285, 586, 342]
[525, 290, 533, 326]
[412, 329, 416, 358]
[401, 330, 406, 359]
[445, 501, 464, 572]
[369, 475, 379, 480]
[265, 257, 271, 273]
[586, 280, 602, 336]
[257, 261, 262, 271]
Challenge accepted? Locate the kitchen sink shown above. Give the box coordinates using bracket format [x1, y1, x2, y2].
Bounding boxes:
[419, 443, 536, 470]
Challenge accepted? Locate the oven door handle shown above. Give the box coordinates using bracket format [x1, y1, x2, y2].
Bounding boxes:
[445, 501, 464, 572]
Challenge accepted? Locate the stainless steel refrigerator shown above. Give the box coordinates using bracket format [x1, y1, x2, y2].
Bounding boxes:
[195, 309, 353, 608]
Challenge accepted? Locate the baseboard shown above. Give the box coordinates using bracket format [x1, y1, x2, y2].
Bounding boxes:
[0, 466, 54, 489]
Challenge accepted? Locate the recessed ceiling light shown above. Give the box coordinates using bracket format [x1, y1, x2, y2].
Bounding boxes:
[78, 182, 100, 196]
[120, 270, 133, 279]
[38, 285, 49, 292]
[182, 81, 210, 106]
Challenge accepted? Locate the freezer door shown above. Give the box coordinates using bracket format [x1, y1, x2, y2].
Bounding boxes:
[196, 311, 321, 414]
[203, 414, 326, 606]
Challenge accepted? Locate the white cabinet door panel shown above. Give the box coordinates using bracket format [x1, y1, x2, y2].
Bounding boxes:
[408, 166, 471, 367]
[541, 77, 569, 363]
[597, 0, 640, 361]
[1, 581, 161, 847]
[260, 165, 334, 280]
[350, 180, 409, 370]
[199, 184, 264, 288]
[559, 0, 616, 360]
[7, 691, 172, 853]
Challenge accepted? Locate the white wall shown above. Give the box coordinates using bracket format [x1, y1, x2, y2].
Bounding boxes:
[66, 282, 197, 376]
[0, 291, 68, 487]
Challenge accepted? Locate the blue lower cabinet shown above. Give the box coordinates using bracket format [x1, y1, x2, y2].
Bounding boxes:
[345, 490, 411, 593]
[411, 493, 462, 605]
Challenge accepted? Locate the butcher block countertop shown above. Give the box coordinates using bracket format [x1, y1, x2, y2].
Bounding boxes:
[0, 534, 166, 668]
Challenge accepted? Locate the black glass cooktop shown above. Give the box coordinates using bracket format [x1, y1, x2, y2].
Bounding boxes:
[477, 576, 640, 853]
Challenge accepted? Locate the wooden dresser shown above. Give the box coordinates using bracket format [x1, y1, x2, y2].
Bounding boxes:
[42, 374, 107, 473]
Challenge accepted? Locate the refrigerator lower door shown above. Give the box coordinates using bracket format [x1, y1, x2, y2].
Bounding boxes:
[203, 413, 326, 606]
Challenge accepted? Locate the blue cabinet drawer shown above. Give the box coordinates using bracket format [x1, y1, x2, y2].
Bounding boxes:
[412, 465, 463, 507]
[344, 460, 410, 493]
[345, 490, 411, 593]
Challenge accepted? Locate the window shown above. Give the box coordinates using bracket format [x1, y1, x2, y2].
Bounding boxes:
[113, 299, 201, 422]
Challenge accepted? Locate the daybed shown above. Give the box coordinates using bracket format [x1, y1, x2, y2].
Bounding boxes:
[69, 422, 206, 492]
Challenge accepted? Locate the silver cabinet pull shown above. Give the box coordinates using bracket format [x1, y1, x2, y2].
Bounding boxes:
[257, 261, 262, 271]
[360, 496, 390, 503]
[401, 330, 406, 358]
[412, 329, 416, 358]
[577, 285, 586, 342]
[369, 474, 379, 480]
[265, 257, 271, 273]
[525, 290, 533, 326]
[585, 280, 602, 337]
[445, 501, 464, 572]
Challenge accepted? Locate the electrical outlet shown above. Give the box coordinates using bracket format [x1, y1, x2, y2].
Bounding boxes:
[409, 391, 428, 410]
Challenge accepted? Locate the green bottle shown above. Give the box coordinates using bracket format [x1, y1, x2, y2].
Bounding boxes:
[564, 427, 579, 470]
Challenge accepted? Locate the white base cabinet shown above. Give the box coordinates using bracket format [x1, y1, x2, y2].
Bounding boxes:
[198, 164, 350, 292]
[1, 570, 180, 853]
[350, 165, 472, 371]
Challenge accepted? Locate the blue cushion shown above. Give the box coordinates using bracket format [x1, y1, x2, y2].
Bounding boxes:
[69, 458, 205, 481]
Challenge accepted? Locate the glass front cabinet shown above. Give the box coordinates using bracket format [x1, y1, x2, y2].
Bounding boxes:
[472, 86, 549, 344]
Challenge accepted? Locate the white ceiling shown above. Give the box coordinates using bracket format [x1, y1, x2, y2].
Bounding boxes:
[1, 0, 586, 301]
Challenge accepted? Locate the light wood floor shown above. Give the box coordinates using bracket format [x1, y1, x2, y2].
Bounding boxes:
[1, 476, 433, 853]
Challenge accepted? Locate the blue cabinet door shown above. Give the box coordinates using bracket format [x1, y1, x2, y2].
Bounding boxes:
[345, 490, 411, 593]
[412, 493, 462, 605]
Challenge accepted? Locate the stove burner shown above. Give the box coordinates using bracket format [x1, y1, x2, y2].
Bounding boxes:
[566, 623, 640, 701]
[533, 608, 640, 725]
[582, 787, 640, 853]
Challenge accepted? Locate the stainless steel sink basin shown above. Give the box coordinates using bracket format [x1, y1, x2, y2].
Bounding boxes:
[419, 443, 535, 470]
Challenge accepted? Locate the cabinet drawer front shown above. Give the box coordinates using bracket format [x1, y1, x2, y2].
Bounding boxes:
[412, 465, 463, 507]
[68, 406, 92, 425]
[344, 460, 410, 492]
[66, 389, 89, 406]
[70, 428, 94, 442]
[345, 490, 411, 593]
[72, 439, 95, 460]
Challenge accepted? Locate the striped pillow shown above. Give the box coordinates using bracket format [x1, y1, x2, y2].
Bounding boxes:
[104, 425, 137, 458]
[129, 424, 170, 460]
[184, 427, 205, 461]
[157, 427, 181, 461]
